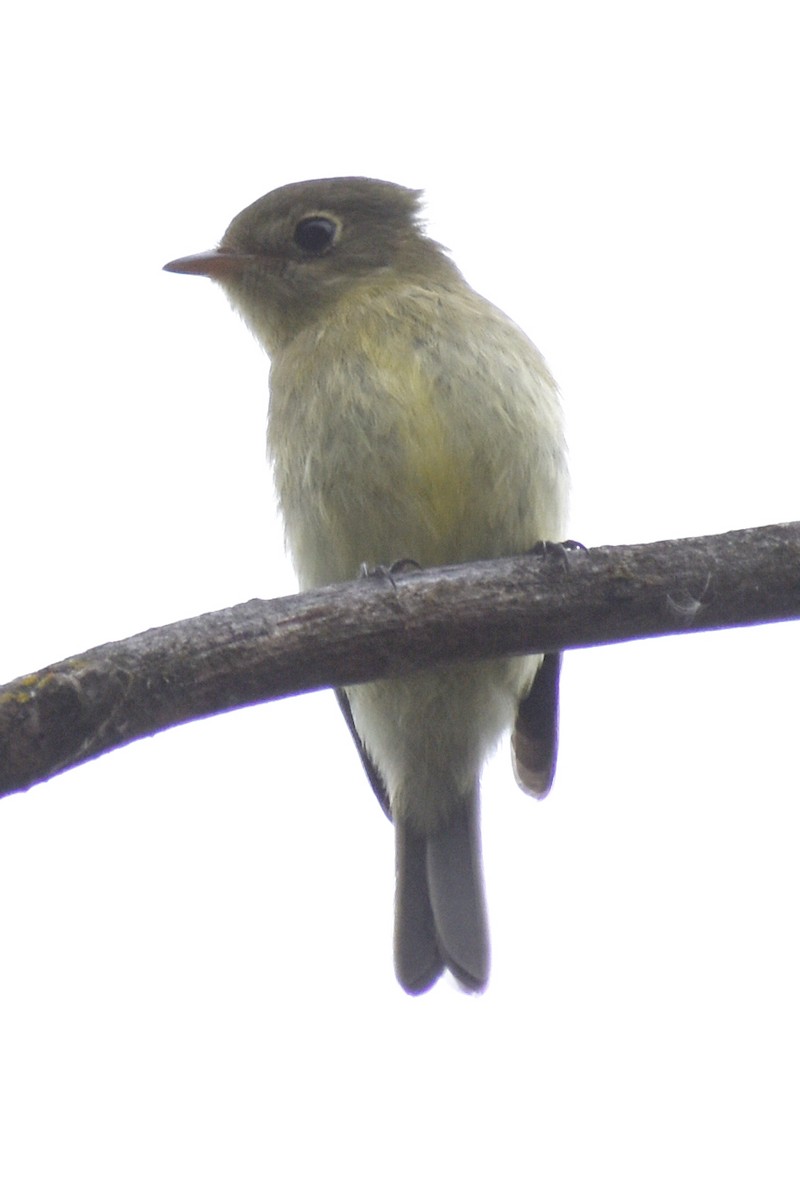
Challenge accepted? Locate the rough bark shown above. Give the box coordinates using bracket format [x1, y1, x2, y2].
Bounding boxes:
[1, 522, 798, 797]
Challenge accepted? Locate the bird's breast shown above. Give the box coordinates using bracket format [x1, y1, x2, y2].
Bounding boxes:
[266, 289, 567, 588]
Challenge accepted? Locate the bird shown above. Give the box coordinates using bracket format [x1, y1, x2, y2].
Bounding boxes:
[164, 177, 568, 993]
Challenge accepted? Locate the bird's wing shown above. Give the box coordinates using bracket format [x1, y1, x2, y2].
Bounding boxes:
[335, 688, 392, 819]
[512, 651, 562, 798]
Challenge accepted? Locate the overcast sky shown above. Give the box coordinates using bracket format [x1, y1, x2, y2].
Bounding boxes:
[2, 2, 799, 1196]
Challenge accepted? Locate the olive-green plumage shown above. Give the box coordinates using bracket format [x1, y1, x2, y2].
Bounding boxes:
[165, 177, 568, 993]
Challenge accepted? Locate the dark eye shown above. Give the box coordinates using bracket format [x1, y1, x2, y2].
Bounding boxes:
[293, 216, 338, 255]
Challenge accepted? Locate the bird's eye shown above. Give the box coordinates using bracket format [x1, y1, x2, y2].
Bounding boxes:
[293, 216, 338, 255]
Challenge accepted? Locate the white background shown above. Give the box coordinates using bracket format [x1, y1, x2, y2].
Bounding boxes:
[1, 2, 798, 1196]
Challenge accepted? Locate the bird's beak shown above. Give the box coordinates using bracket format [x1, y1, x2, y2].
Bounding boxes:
[163, 248, 253, 278]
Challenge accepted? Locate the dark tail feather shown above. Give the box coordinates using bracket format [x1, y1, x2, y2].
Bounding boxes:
[427, 794, 489, 992]
[395, 824, 445, 994]
[395, 792, 489, 995]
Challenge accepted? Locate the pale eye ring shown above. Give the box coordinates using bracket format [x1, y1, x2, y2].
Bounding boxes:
[293, 216, 338, 255]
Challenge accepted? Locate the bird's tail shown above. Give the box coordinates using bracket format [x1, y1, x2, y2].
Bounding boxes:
[394, 789, 489, 994]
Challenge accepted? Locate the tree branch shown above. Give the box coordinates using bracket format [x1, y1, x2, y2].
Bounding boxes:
[2, 521, 799, 798]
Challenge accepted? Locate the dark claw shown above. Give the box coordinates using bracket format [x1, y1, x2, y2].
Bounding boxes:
[527, 539, 587, 569]
[387, 558, 422, 574]
[360, 559, 422, 589]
